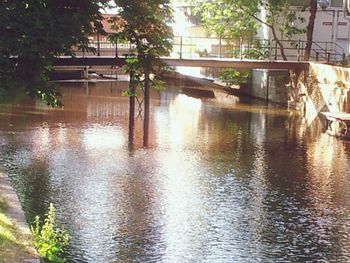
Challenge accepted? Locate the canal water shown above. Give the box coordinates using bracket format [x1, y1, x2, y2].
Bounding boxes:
[1, 80, 350, 262]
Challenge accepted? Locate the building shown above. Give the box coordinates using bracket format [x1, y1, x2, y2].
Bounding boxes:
[171, 0, 350, 62]
[169, 0, 350, 106]
[273, 0, 349, 62]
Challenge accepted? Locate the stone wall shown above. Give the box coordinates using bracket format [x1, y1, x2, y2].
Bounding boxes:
[173, 63, 350, 123]
[251, 64, 350, 118]
[292, 63, 350, 122]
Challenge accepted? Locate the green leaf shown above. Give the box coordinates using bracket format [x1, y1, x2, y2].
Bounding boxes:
[31, 203, 70, 262]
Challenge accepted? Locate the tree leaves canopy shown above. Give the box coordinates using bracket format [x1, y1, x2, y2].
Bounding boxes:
[110, 0, 173, 65]
[109, 0, 173, 84]
[190, 0, 259, 38]
[0, 0, 108, 106]
[190, 0, 306, 60]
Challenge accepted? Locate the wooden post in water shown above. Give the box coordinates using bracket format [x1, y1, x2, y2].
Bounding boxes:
[83, 66, 89, 79]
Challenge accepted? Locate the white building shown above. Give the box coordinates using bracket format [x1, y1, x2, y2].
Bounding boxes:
[276, 0, 349, 61]
[171, 0, 350, 62]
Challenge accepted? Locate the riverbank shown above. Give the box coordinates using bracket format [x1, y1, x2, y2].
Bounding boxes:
[0, 169, 40, 263]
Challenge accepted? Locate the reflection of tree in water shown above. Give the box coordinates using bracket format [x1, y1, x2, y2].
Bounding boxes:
[112, 155, 164, 262]
[18, 159, 51, 223]
[0, 142, 51, 223]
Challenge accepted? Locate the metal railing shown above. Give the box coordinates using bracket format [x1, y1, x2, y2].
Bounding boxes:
[72, 36, 346, 63]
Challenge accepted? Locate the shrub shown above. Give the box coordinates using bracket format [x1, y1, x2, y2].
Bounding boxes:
[219, 69, 251, 86]
[31, 203, 70, 263]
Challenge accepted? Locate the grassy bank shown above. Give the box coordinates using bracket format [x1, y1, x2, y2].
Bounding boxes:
[0, 195, 36, 263]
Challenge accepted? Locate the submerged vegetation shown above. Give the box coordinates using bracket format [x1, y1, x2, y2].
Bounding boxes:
[31, 203, 70, 263]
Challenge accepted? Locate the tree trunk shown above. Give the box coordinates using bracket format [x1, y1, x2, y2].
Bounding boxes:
[304, 0, 317, 61]
[270, 26, 288, 61]
[128, 73, 136, 151]
[143, 71, 150, 147]
[247, 12, 288, 61]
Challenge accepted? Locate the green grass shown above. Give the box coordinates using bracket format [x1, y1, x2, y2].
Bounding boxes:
[0, 194, 35, 263]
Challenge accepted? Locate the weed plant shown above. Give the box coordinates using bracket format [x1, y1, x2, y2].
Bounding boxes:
[31, 203, 70, 263]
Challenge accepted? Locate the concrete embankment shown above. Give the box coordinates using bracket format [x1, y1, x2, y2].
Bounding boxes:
[0, 168, 40, 263]
[287, 62, 350, 125]
[170, 63, 350, 114]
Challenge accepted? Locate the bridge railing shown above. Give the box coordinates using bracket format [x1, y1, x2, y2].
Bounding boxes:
[71, 36, 346, 63]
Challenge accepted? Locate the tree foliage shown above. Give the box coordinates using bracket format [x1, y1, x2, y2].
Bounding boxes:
[219, 69, 251, 86]
[190, 0, 306, 60]
[109, 0, 173, 87]
[192, 0, 259, 39]
[109, 0, 173, 147]
[0, 0, 108, 106]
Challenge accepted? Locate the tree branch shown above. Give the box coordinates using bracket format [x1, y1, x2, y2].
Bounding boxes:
[241, 8, 288, 60]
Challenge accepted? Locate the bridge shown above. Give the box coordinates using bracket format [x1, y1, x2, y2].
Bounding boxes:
[53, 56, 310, 71]
[53, 35, 345, 71]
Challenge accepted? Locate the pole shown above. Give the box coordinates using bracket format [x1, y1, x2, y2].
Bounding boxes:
[180, 36, 183, 59]
[115, 37, 118, 58]
[343, 1, 350, 57]
[240, 37, 243, 60]
[331, 10, 335, 43]
[84, 66, 89, 79]
[97, 32, 101, 56]
[247, 38, 251, 59]
[274, 41, 278, 60]
[266, 72, 270, 105]
[336, 10, 343, 61]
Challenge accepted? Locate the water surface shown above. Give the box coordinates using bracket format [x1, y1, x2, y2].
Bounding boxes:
[1, 80, 350, 262]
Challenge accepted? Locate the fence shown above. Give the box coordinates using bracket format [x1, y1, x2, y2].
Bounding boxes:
[72, 36, 346, 63]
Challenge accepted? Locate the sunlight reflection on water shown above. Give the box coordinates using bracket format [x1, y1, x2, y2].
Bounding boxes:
[0, 81, 350, 262]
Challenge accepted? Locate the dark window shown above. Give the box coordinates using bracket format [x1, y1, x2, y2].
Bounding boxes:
[289, 0, 307, 6]
[290, 0, 343, 8]
[331, 0, 343, 7]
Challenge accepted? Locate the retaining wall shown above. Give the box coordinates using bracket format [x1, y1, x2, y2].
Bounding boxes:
[293, 63, 350, 122]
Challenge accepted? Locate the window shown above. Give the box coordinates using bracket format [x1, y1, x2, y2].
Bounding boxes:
[289, 0, 307, 6]
[289, 0, 343, 8]
[331, 0, 343, 7]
